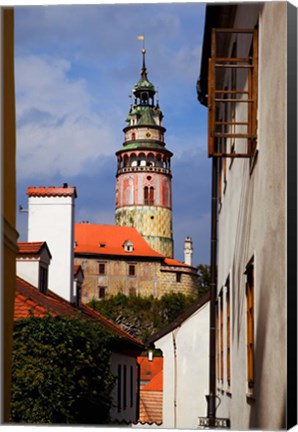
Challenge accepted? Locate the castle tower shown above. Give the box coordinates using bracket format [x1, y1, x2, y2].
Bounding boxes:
[115, 48, 173, 258]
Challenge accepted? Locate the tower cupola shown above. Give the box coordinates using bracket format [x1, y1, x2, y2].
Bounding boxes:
[115, 45, 174, 258]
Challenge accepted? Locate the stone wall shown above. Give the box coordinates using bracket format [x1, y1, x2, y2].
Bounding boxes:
[75, 256, 198, 302]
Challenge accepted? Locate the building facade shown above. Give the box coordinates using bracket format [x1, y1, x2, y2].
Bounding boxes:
[148, 293, 210, 429]
[74, 223, 199, 302]
[27, 184, 77, 304]
[197, 2, 295, 429]
[115, 48, 173, 258]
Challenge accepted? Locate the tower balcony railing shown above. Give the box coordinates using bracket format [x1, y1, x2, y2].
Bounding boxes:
[117, 166, 172, 176]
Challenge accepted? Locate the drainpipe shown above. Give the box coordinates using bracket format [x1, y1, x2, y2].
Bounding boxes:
[206, 156, 218, 427]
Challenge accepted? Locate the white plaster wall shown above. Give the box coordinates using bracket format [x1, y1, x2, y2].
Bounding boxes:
[110, 352, 139, 424]
[16, 260, 39, 288]
[28, 195, 75, 303]
[215, 3, 287, 429]
[154, 301, 210, 429]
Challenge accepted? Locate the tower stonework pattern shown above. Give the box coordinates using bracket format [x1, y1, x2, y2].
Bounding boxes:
[115, 48, 174, 258]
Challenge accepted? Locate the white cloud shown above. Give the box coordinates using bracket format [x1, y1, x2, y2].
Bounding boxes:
[16, 55, 118, 179]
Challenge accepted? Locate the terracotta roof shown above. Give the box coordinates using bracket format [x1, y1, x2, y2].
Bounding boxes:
[14, 276, 144, 351]
[139, 389, 163, 425]
[138, 356, 163, 383]
[27, 184, 77, 198]
[74, 223, 164, 258]
[142, 369, 163, 391]
[163, 257, 194, 268]
[15, 277, 75, 319]
[17, 241, 52, 258]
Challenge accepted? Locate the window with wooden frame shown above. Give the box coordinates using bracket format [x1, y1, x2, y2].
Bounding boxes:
[226, 277, 231, 386]
[208, 28, 258, 158]
[245, 258, 254, 391]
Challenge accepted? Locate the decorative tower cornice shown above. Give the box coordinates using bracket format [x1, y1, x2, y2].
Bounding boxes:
[115, 45, 174, 258]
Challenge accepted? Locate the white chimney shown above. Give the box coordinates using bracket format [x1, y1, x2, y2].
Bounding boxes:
[27, 184, 77, 303]
[184, 236, 193, 266]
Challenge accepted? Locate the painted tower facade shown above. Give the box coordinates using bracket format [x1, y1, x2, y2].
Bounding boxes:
[115, 49, 173, 258]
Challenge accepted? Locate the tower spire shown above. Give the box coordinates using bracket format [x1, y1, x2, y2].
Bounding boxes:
[115, 42, 174, 258]
[141, 48, 147, 80]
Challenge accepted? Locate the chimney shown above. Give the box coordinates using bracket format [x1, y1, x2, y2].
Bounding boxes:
[27, 185, 77, 303]
[184, 236, 193, 266]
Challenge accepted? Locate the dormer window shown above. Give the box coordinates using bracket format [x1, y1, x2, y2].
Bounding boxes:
[99, 243, 106, 248]
[123, 240, 134, 253]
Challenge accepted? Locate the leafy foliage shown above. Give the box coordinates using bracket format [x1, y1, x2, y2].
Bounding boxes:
[197, 264, 211, 296]
[89, 292, 197, 342]
[10, 316, 116, 425]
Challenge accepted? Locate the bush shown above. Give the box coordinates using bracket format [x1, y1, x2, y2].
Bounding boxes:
[10, 315, 116, 425]
[89, 292, 196, 342]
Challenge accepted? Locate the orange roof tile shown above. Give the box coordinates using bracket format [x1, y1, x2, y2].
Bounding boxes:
[27, 184, 77, 198]
[17, 242, 52, 259]
[14, 276, 144, 351]
[139, 390, 163, 425]
[74, 223, 164, 258]
[138, 356, 163, 382]
[18, 242, 44, 254]
[142, 369, 163, 391]
[163, 257, 193, 268]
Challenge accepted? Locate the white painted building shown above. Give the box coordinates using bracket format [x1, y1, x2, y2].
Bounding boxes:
[16, 241, 51, 294]
[147, 292, 210, 429]
[110, 352, 141, 424]
[27, 184, 77, 304]
[197, 2, 295, 429]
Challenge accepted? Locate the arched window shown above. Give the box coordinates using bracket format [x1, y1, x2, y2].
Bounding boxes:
[149, 187, 154, 205]
[131, 132, 136, 140]
[144, 186, 149, 205]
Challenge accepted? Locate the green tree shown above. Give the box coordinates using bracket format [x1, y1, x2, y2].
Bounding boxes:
[10, 315, 116, 425]
[197, 264, 211, 296]
[89, 292, 196, 342]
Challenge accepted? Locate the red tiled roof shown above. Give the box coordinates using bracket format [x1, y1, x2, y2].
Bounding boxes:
[139, 389, 163, 425]
[14, 276, 144, 351]
[138, 356, 163, 382]
[163, 257, 194, 268]
[74, 223, 164, 258]
[17, 241, 52, 259]
[27, 185, 77, 198]
[17, 242, 45, 254]
[142, 369, 163, 391]
[15, 277, 77, 320]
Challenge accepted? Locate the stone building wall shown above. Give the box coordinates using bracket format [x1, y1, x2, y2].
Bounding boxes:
[75, 256, 198, 302]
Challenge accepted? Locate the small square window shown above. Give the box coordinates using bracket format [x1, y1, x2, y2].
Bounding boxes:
[129, 265, 136, 276]
[99, 263, 105, 274]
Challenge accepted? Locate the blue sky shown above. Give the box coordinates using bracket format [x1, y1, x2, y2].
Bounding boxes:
[15, 2, 211, 265]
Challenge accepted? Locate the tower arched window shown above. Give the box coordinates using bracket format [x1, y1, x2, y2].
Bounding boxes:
[144, 186, 149, 205]
[149, 187, 154, 205]
[131, 132, 136, 140]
